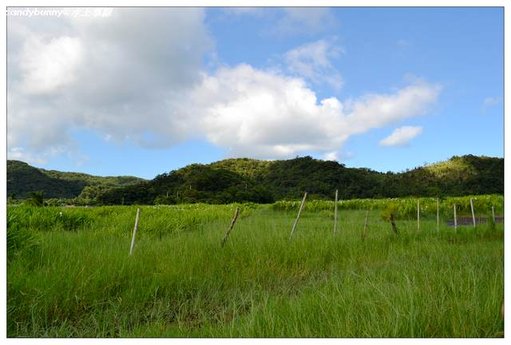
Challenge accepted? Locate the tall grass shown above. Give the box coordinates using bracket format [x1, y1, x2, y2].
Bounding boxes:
[273, 194, 504, 219]
[7, 202, 504, 337]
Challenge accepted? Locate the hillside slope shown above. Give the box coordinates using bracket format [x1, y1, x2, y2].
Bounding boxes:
[7, 160, 145, 200]
[97, 155, 504, 205]
[8, 155, 503, 204]
[7, 160, 86, 199]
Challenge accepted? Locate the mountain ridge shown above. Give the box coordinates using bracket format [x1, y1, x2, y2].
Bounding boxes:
[7, 154, 504, 205]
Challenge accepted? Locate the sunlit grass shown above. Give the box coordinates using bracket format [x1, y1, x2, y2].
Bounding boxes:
[7, 203, 504, 337]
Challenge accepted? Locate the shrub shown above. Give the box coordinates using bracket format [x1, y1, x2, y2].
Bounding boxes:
[7, 212, 38, 262]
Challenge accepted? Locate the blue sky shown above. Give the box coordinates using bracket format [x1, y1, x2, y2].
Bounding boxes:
[7, 7, 504, 178]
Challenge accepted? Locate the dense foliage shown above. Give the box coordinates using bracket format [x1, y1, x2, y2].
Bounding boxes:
[7, 160, 86, 199]
[95, 155, 504, 205]
[7, 160, 144, 202]
[7, 154, 503, 205]
[98, 164, 274, 205]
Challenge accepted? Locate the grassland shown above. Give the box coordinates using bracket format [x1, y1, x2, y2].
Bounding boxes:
[7, 198, 504, 337]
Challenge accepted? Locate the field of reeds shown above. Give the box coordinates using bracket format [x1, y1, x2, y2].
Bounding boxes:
[7, 196, 504, 337]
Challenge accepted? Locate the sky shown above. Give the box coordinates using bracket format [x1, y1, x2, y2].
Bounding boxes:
[6, 6, 504, 179]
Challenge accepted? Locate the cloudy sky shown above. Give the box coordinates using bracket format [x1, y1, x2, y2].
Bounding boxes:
[7, 6, 503, 178]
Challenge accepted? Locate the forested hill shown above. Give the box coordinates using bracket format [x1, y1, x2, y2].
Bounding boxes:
[95, 155, 503, 205]
[7, 160, 144, 201]
[7, 155, 503, 205]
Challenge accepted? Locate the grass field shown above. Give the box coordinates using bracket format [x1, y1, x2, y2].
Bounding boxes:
[7, 199, 504, 337]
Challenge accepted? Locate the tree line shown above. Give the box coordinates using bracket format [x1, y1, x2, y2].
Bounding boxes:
[7, 155, 503, 206]
[97, 155, 504, 205]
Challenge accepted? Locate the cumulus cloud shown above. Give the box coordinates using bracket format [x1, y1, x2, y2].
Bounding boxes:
[20, 35, 83, 94]
[8, 8, 211, 162]
[379, 126, 423, 147]
[191, 65, 439, 159]
[8, 8, 441, 166]
[192, 64, 349, 159]
[284, 39, 343, 90]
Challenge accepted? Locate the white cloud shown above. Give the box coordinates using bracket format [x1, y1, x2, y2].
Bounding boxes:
[221, 8, 337, 37]
[192, 64, 439, 159]
[8, 8, 212, 163]
[379, 126, 423, 147]
[7, 8, 441, 166]
[284, 39, 343, 90]
[344, 82, 441, 134]
[20, 35, 83, 94]
[274, 8, 337, 36]
[192, 64, 348, 159]
[8, 147, 49, 165]
[323, 151, 339, 161]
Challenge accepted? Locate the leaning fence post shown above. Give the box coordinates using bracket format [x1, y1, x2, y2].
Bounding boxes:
[289, 192, 307, 240]
[221, 207, 240, 247]
[333, 189, 339, 235]
[470, 198, 476, 228]
[129, 208, 141, 256]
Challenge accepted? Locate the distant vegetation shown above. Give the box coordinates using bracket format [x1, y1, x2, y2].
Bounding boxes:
[7, 160, 144, 204]
[96, 155, 503, 205]
[7, 160, 87, 200]
[7, 154, 503, 206]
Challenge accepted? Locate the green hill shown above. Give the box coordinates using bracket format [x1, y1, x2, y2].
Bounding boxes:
[96, 155, 503, 205]
[424, 154, 504, 195]
[209, 158, 273, 178]
[7, 160, 86, 199]
[7, 160, 145, 202]
[8, 155, 503, 205]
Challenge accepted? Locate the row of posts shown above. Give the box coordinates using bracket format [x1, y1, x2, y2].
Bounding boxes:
[129, 194, 497, 254]
[290, 192, 496, 238]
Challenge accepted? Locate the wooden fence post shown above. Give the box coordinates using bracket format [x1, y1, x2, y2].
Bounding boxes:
[289, 192, 308, 240]
[221, 207, 240, 247]
[470, 198, 476, 228]
[436, 198, 440, 232]
[453, 204, 457, 233]
[417, 199, 420, 232]
[334, 189, 339, 235]
[492, 206, 496, 224]
[390, 213, 399, 235]
[362, 209, 369, 240]
[129, 208, 141, 256]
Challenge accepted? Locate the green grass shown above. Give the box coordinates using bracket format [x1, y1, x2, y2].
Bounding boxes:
[7, 202, 504, 337]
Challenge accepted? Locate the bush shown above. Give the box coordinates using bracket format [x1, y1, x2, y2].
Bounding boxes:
[7, 212, 38, 262]
[24, 191, 44, 207]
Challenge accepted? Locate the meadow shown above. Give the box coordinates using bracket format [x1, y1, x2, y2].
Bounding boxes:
[7, 196, 504, 337]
